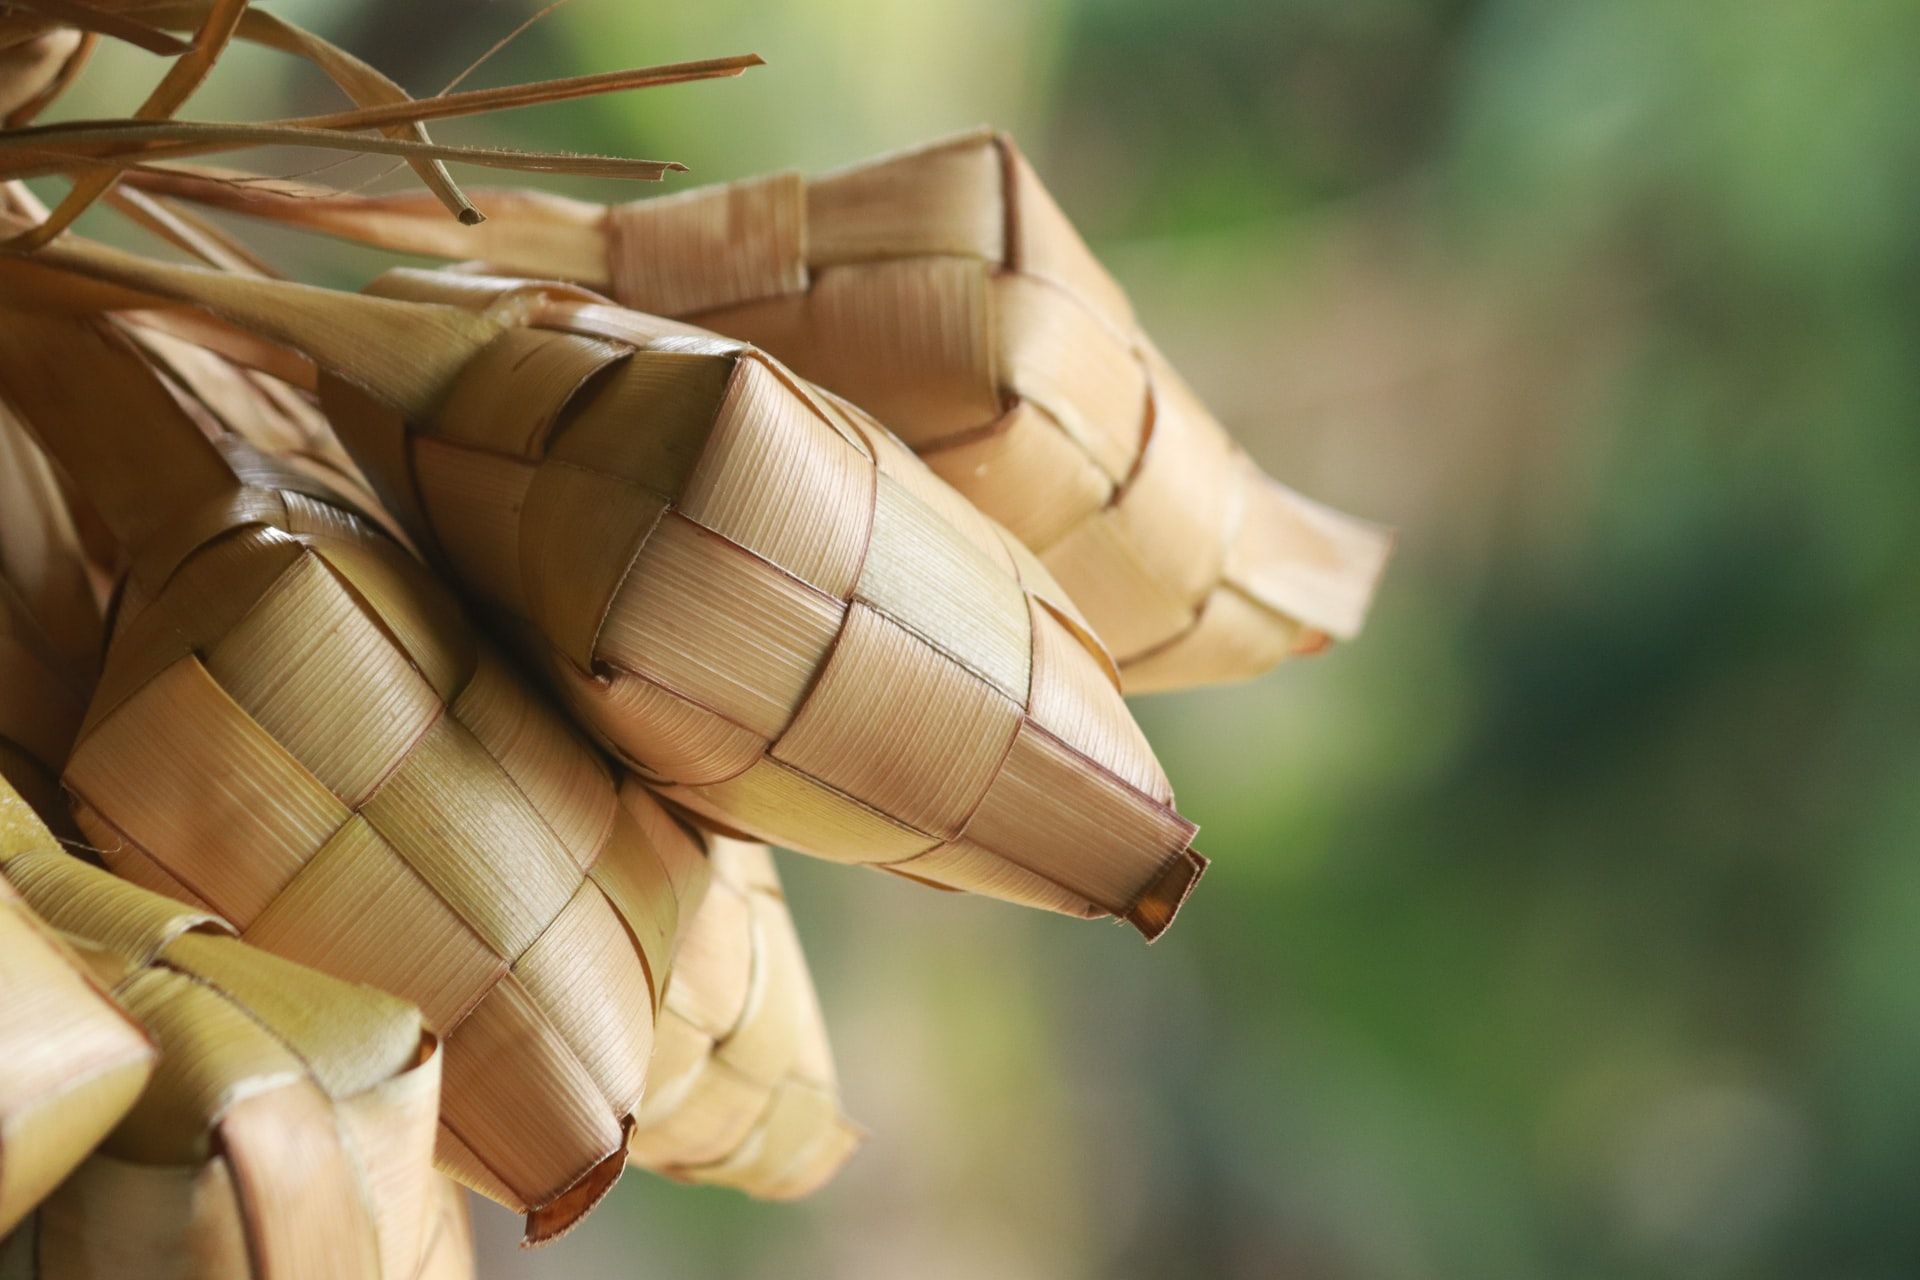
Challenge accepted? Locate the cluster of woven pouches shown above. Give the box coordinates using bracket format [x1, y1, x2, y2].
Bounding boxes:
[0, 6, 1388, 1273]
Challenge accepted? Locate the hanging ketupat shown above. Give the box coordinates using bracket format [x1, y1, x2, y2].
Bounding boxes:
[0, 0, 1391, 1266]
[0, 429, 468, 1274]
[628, 838, 863, 1196]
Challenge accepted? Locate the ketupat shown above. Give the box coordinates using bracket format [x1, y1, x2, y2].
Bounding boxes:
[0, 313, 709, 1242]
[334, 269, 1206, 938]
[628, 838, 863, 1196]
[0, 777, 454, 1279]
[124, 129, 1392, 691]
[0, 425, 467, 1272]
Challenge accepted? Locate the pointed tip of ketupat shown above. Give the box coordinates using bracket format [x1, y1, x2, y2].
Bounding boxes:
[1128, 847, 1208, 943]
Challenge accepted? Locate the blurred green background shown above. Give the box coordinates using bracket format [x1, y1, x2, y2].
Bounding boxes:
[51, 0, 1920, 1275]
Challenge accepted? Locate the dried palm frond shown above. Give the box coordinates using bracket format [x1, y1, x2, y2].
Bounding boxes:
[628, 838, 861, 1196]
[124, 129, 1392, 691]
[0, 776, 447, 1279]
[0, 0, 759, 248]
[0, 311, 711, 1242]
[0, 797, 153, 1239]
[0, 233, 1207, 940]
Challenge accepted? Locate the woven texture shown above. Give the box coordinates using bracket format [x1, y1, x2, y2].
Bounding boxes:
[163, 318, 872, 1201]
[133, 130, 1392, 690]
[628, 839, 861, 1195]
[0, 314, 710, 1242]
[1, 778, 449, 1280]
[321, 271, 1205, 940]
[163, 319, 875, 1200]
[0, 806, 154, 1241]
[609, 130, 1392, 690]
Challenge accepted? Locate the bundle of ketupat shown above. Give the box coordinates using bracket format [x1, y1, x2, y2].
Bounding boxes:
[0, 312, 709, 1242]
[124, 129, 1392, 691]
[140, 315, 866, 1199]
[3, 237, 1208, 940]
[0, 0, 1389, 1259]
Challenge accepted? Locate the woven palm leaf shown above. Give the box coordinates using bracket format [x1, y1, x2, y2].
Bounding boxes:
[414, 1176, 476, 1280]
[0, 776, 448, 1279]
[125, 316, 364, 486]
[127, 129, 1392, 691]
[0, 312, 711, 1242]
[156, 316, 870, 1198]
[628, 838, 861, 1196]
[0, 233, 1206, 940]
[0, 805, 153, 1240]
[0, 411, 154, 1241]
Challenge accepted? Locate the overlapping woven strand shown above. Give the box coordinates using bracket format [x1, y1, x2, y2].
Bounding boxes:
[0, 777, 453, 1279]
[628, 838, 863, 1195]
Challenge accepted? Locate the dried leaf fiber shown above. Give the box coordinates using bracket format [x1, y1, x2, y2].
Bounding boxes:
[0, 775, 450, 1278]
[627, 839, 861, 1196]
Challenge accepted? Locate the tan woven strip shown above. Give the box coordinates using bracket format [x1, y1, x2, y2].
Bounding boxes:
[607, 171, 808, 318]
[219, 1080, 384, 1279]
